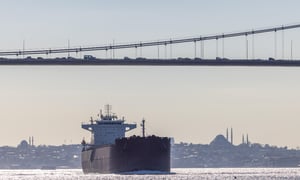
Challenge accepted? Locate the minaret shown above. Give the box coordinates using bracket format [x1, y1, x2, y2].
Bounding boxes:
[29, 137, 31, 146]
[226, 128, 229, 141]
[32, 136, 34, 146]
[246, 134, 249, 145]
[242, 134, 245, 144]
[231, 127, 233, 145]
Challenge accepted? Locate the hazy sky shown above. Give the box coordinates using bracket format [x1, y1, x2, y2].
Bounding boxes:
[0, 0, 300, 58]
[1, 1, 300, 148]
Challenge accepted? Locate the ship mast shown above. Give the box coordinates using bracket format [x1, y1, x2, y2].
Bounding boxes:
[141, 119, 145, 137]
[105, 104, 112, 118]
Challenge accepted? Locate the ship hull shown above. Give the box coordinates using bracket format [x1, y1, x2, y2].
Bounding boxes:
[81, 136, 170, 174]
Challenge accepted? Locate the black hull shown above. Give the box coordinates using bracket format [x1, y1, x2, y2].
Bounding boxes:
[81, 136, 170, 174]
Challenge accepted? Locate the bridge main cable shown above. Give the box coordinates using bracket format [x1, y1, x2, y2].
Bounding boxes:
[1, 24, 300, 56]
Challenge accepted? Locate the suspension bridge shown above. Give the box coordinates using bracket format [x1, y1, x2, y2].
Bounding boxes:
[0, 23, 300, 66]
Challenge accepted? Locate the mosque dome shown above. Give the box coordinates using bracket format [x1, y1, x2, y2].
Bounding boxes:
[210, 134, 232, 148]
[17, 140, 29, 149]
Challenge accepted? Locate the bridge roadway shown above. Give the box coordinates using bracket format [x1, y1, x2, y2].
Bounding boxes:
[1, 58, 300, 66]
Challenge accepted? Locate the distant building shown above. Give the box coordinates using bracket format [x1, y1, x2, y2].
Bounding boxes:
[209, 134, 232, 148]
[17, 140, 29, 149]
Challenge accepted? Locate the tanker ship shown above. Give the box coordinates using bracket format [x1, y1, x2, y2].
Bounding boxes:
[81, 105, 170, 174]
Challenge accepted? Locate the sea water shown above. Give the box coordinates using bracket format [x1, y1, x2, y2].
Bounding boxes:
[0, 168, 300, 180]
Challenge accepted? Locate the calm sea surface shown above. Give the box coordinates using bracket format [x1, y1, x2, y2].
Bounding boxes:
[1, 168, 300, 180]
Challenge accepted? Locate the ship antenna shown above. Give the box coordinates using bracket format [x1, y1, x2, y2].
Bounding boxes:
[105, 104, 112, 119]
[141, 118, 145, 137]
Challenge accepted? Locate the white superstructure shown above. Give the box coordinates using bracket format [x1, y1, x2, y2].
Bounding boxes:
[82, 105, 136, 146]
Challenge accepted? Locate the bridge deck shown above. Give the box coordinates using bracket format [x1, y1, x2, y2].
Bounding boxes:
[0, 59, 300, 66]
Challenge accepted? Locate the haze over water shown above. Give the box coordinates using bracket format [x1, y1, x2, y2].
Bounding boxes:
[0, 66, 300, 148]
